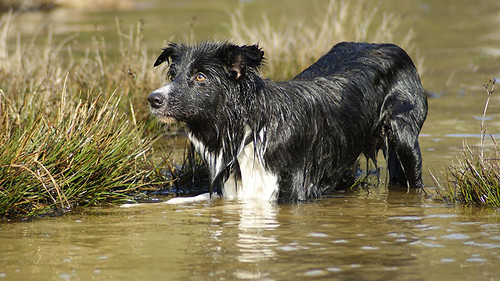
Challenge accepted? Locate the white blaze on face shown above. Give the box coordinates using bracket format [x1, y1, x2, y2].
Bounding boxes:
[155, 83, 172, 96]
[151, 84, 176, 124]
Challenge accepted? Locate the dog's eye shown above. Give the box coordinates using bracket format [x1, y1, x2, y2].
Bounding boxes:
[167, 69, 176, 80]
[195, 73, 206, 82]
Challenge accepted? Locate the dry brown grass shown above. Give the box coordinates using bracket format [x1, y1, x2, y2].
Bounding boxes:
[229, 0, 423, 80]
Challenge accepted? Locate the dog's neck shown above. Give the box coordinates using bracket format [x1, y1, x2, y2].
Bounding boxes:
[185, 117, 251, 194]
[186, 121, 221, 151]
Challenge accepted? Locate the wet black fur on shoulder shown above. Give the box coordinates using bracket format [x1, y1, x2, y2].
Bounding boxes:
[148, 41, 428, 201]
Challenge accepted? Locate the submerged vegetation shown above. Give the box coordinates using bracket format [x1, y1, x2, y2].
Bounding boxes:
[431, 79, 500, 208]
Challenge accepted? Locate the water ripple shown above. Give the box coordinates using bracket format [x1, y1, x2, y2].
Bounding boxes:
[441, 234, 470, 240]
[308, 232, 328, 238]
[279, 246, 298, 251]
[305, 269, 326, 277]
[410, 241, 445, 248]
[388, 216, 423, 221]
[361, 246, 380, 250]
[466, 257, 487, 263]
[425, 214, 458, 219]
[463, 241, 500, 249]
[332, 239, 348, 244]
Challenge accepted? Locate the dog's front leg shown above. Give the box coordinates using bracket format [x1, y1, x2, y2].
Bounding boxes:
[120, 193, 217, 208]
[165, 192, 217, 204]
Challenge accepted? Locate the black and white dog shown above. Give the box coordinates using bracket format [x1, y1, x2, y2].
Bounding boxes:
[148, 41, 427, 203]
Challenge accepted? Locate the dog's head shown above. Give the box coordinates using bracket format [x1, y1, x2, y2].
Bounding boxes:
[148, 42, 264, 124]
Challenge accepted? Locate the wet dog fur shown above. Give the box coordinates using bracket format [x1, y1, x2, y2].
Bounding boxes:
[148, 41, 428, 202]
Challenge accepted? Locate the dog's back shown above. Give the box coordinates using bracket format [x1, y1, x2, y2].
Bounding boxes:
[295, 42, 427, 188]
[295, 42, 411, 80]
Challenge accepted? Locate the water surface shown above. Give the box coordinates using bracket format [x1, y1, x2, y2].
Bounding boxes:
[1, 191, 499, 280]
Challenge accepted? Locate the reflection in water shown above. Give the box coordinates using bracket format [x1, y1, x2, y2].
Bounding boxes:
[236, 202, 279, 264]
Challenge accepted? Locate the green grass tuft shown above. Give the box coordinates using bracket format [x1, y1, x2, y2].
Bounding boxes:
[431, 79, 499, 207]
[0, 91, 163, 219]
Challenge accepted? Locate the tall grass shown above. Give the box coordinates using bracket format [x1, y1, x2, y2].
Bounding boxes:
[0, 92, 159, 218]
[431, 79, 500, 207]
[0, 12, 172, 220]
[229, 0, 422, 80]
[1, 14, 163, 125]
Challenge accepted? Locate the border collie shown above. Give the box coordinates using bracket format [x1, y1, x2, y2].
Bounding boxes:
[148, 41, 427, 203]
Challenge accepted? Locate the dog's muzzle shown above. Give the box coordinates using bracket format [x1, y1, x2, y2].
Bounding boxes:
[148, 92, 165, 109]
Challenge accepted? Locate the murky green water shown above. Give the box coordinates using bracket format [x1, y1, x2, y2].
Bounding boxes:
[1, 0, 500, 280]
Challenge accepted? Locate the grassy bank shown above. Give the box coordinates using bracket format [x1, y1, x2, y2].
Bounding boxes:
[0, 12, 173, 220]
[0, 93, 160, 218]
[431, 79, 500, 208]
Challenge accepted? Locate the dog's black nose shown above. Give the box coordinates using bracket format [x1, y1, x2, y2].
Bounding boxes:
[148, 92, 165, 109]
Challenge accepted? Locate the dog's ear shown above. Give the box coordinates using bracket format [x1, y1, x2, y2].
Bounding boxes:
[222, 44, 264, 79]
[241, 44, 265, 69]
[154, 43, 178, 67]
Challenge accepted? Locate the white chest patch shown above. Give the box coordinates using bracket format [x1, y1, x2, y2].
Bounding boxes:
[187, 131, 224, 178]
[223, 142, 279, 202]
